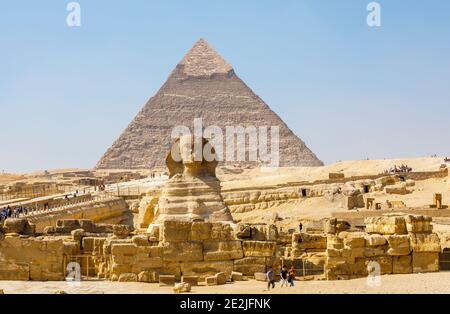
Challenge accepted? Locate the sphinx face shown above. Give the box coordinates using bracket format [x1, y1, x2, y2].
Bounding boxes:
[179, 135, 202, 167]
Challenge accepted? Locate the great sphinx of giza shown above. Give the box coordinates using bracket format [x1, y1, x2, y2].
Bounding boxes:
[147, 135, 234, 229]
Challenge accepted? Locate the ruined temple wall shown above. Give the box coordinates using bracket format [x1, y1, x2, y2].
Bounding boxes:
[325, 215, 441, 280]
[0, 235, 66, 281]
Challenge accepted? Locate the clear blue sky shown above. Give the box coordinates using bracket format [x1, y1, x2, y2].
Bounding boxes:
[1, 1, 449, 172]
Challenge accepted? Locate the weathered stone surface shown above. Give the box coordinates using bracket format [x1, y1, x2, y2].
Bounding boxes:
[118, 273, 138, 282]
[412, 252, 439, 273]
[203, 240, 243, 261]
[181, 261, 233, 279]
[159, 274, 176, 286]
[112, 225, 131, 239]
[215, 272, 227, 285]
[340, 232, 366, 249]
[405, 215, 433, 234]
[162, 221, 192, 242]
[182, 275, 199, 286]
[162, 242, 203, 262]
[205, 276, 217, 286]
[364, 234, 387, 247]
[3, 218, 34, 235]
[410, 233, 441, 253]
[233, 257, 266, 275]
[385, 235, 411, 256]
[366, 256, 393, 275]
[365, 216, 407, 235]
[231, 271, 243, 281]
[191, 222, 211, 241]
[132, 235, 150, 246]
[393, 256, 412, 274]
[242, 241, 276, 257]
[138, 270, 159, 283]
[292, 233, 327, 250]
[71, 229, 84, 242]
[174, 282, 191, 293]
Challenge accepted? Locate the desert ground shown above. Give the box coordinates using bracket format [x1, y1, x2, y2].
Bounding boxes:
[1, 272, 450, 294]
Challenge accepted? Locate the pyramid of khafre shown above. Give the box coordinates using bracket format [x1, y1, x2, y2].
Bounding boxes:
[96, 39, 323, 169]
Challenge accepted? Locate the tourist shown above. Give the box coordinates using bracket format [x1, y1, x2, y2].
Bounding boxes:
[6, 206, 12, 218]
[288, 266, 296, 287]
[298, 222, 303, 233]
[266, 267, 275, 290]
[280, 266, 289, 288]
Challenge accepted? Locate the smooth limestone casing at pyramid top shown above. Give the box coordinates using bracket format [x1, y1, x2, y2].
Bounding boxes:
[96, 39, 323, 169]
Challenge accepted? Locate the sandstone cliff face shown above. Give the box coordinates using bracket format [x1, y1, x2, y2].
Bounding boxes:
[96, 39, 323, 169]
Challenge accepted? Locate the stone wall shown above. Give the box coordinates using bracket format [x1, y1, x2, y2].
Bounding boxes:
[325, 215, 441, 280]
[26, 198, 129, 232]
[0, 214, 442, 283]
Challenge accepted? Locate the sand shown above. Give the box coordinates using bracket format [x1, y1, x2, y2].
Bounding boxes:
[1, 272, 450, 294]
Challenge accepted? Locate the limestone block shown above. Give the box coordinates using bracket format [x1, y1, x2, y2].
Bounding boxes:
[112, 225, 131, 239]
[410, 233, 441, 253]
[242, 241, 276, 257]
[159, 274, 176, 286]
[118, 273, 138, 282]
[56, 219, 81, 233]
[191, 222, 211, 241]
[82, 237, 95, 252]
[136, 245, 163, 257]
[364, 247, 386, 258]
[405, 215, 433, 234]
[161, 262, 182, 279]
[231, 271, 243, 281]
[344, 194, 365, 209]
[162, 221, 192, 242]
[0, 263, 30, 280]
[366, 256, 393, 275]
[292, 233, 327, 250]
[385, 185, 409, 195]
[205, 276, 217, 286]
[324, 218, 350, 235]
[181, 261, 233, 279]
[215, 272, 227, 285]
[385, 235, 411, 256]
[182, 275, 199, 286]
[174, 282, 191, 293]
[147, 225, 160, 242]
[211, 223, 233, 240]
[235, 224, 252, 239]
[254, 272, 267, 281]
[133, 257, 163, 270]
[412, 252, 439, 273]
[3, 218, 33, 235]
[111, 263, 131, 276]
[63, 241, 81, 255]
[203, 240, 243, 261]
[71, 229, 84, 242]
[364, 234, 387, 247]
[138, 270, 159, 283]
[365, 216, 407, 235]
[162, 242, 203, 262]
[111, 243, 138, 256]
[132, 235, 150, 246]
[393, 256, 412, 274]
[233, 257, 266, 275]
[340, 232, 366, 249]
[79, 219, 96, 233]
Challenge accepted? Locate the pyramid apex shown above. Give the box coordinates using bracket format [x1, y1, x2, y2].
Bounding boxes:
[178, 39, 233, 77]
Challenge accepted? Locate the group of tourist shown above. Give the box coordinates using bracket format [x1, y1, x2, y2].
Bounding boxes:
[1, 205, 28, 222]
[384, 164, 413, 174]
[266, 266, 296, 290]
